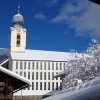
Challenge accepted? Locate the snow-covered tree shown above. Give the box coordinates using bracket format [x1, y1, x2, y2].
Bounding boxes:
[62, 39, 100, 89]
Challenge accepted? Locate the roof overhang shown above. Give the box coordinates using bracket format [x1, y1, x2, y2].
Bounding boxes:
[0, 66, 30, 93]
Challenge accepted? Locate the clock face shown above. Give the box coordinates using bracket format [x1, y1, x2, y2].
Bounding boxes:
[16, 27, 21, 32]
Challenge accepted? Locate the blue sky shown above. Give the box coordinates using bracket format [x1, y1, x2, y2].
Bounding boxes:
[0, 0, 100, 52]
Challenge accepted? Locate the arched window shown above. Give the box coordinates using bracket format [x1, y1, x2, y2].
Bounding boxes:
[16, 34, 21, 47]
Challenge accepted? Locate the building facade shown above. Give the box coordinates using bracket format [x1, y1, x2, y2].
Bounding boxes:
[12, 57, 67, 95]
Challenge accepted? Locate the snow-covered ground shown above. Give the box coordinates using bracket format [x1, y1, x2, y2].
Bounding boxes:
[43, 77, 100, 100]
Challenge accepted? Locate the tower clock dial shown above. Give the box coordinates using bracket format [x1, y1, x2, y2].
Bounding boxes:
[16, 27, 21, 32]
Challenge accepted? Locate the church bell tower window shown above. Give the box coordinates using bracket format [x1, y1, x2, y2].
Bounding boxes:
[16, 34, 21, 47]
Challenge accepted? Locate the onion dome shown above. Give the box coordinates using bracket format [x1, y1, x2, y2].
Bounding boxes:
[12, 6, 24, 26]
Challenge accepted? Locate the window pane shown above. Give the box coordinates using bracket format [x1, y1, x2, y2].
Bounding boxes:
[52, 72, 54, 80]
[24, 62, 26, 69]
[44, 82, 46, 90]
[48, 82, 50, 90]
[48, 72, 50, 80]
[28, 72, 30, 79]
[24, 72, 26, 77]
[17, 34, 20, 39]
[16, 34, 21, 47]
[52, 82, 54, 90]
[16, 41, 20, 46]
[56, 82, 58, 90]
[56, 63, 58, 70]
[60, 63, 62, 70]
[40, 72, 42, 80]
[40, 62, 42, 70]
[56, 72, 58, 80]
[36, 72, 38, 80]
[28, 62, 30, 69]
[20, 71, 22, 76]
[36, 62, 38, 70]
[36, 82, 38, 90]
[32, 72, 34, 80]
[32, 62, 34, 70]
[52, 62, 54, 70]
[20, 62, 22, 69]
[60, 82, 62, 90]
[16, 61, 18, 69]
[40, 82, 42, 90]
[32, 82, 34, 90]
[48, 62, 50, 70]
[63, 63, 65, 67]
[44, 72, 46, 80]
[44, 62, 46, 70]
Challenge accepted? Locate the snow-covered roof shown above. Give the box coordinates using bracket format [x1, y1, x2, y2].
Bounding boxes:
[11, 49, 83, 61]
[0, 48, 9, 56]
[0, 66, 30, 93]
[0, 55, 9, 64]
[0, 66, 30, 89]
[0, 48, 84, 61]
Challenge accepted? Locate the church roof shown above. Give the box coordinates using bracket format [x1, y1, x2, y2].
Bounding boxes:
[0, 48, 83, 61]
[0, 48, 9, 56]
[11, 49, 83, 61]
[13, 13, 24, 25]
[0, 55, 9, 64]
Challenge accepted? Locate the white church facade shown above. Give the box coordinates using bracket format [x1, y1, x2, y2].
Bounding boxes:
[0, 9, 81, 97]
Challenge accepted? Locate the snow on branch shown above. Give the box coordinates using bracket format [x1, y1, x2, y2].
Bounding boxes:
[62, 39, 100, 89]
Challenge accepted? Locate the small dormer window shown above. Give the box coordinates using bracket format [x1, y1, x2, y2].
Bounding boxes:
[16, 34, 21, 47]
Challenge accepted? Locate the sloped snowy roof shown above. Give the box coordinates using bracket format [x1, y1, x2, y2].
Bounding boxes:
[11, 49, 83, 61]
[0, 66, 30, 92]
[0, 48, 84, 61]
[0, 48, 9, 56]
[0, 66, 30, 85]
[0, 55, 9, 64]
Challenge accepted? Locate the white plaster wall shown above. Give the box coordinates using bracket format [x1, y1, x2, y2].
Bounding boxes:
[10, 26, 26, 52]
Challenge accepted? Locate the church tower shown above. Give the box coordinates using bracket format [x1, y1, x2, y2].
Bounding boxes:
[10, 6, 26, 52]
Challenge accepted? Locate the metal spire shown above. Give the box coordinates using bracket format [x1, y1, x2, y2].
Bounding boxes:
[18, 5, 20, 14]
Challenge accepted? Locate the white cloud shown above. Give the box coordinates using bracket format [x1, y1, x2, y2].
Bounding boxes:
[51, 0, 100, 38]
[34, 13, 47, 20]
